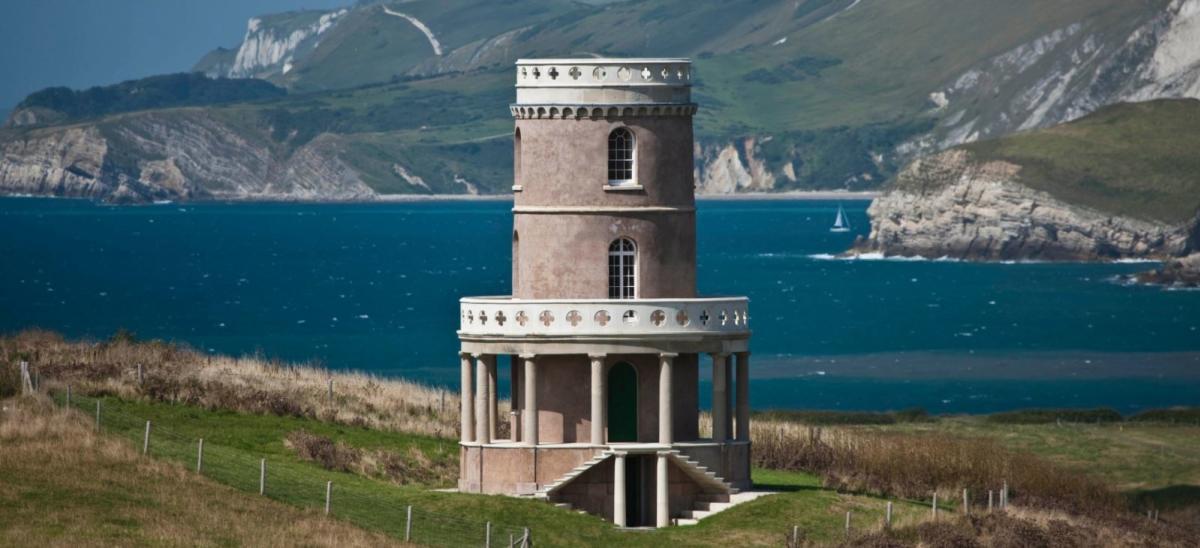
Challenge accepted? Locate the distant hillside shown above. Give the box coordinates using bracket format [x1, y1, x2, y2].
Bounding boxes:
[5, 73, 285, 128]
[858, 99, 1200, 261]
[2, 0, 1200, 202]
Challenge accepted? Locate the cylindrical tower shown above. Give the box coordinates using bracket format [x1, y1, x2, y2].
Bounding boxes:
[510, 59, 698, 299]
[457, 58, 751, 529]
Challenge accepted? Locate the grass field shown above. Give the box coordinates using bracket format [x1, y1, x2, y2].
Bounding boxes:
[37, 392, 936, 546]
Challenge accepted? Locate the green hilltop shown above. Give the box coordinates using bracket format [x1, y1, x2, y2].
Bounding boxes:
[962, 99, 1200, 224]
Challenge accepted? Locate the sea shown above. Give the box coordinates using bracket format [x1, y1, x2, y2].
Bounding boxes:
[3, 197, 1199, 414]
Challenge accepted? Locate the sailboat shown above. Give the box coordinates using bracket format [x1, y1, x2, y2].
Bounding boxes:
[830, 203, 851, 233]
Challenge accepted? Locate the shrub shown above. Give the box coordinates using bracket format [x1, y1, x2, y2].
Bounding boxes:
[1129, 407, 1200, 425]
[986, 408, 1123, 425]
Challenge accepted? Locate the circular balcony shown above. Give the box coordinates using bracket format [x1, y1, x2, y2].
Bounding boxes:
[459, 296, 749, 339]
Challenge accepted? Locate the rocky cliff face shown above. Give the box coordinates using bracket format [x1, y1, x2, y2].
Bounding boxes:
[198, 9, 348, 80]
[855, 150, 1195, 261]
[0, 110, 375, 203]
[903, 0, 1200, 157]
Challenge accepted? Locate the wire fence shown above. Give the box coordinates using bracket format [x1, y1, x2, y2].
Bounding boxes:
[49, 386, 532, 547]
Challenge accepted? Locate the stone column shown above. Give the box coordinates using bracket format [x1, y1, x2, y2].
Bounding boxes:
[724, 356, 734, 440]
[736, 352, 750, 442]
[659, 353, 676, 445]
[510, 355, 521, 442]
[486, 356, 498, 440]
[590, 354, 606, 446]
[522, 354, 538, 446]
[710, 353, 728, 442]
[613, 452, 627, 527]
[474, 354, 490, 444]
[656, 451, 670, 528]
[460, 353, 474, 444]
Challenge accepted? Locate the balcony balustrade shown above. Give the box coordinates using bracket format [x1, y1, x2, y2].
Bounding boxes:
[459, 296, 749, 338]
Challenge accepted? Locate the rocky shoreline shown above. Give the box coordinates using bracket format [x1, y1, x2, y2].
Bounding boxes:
[852, 150, 1197, 262]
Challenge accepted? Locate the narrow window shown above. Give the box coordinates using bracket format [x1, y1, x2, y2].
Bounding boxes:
[513, 128, 522, 187]
[512, 230, 520, 292]
[607, 128, 635, 185]
[608, 238, 637, 299]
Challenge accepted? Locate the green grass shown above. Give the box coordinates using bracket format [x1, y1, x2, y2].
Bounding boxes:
[961, 99, 1200, 224]
[56, 392, 933, 546]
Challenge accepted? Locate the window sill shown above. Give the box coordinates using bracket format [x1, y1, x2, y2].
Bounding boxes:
[604, 184, 644, 192]
[511, 185, 523, 192]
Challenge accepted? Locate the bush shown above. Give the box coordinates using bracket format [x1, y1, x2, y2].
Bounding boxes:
[986, 408, 1123, 425]
[1129, 407, 1200, 425]
[754, 408, 932, 426]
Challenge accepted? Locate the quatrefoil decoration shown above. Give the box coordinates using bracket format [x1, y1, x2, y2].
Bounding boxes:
[650, 310, 666, 326]
[532, 67, 541, 79]
[548, 67, 559, 80]
[719, 310, 729, 326]
[594, 310, 611, 326]
[699, 309, 710, 326]
[467, 310, 475, 324]
[495, 310, 507, 326]
[676, 310, 689, 326]
[641, 67, 652, 80]
[479, 310, 488, 325]
[516, 310, 529, 327]
[568, 66, 581, 80]
[566, 310, 582, 327]
[538, 310, 554, 326]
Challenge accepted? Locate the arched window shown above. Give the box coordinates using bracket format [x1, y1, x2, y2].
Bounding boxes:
[513, 128, 522, 188]
[608, 238, 636, 299]
[607, 127, 635, 185]
[512, 230, 520, 292]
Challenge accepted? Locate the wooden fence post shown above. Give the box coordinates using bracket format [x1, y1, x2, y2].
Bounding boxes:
[138, 363, 144, 386]
[792, 525, 800, 546]
[932, 493, 938, 519]
[259, 459, 266, 495]
[327, 379, 334, 406]
[197, 439, 204, 473]
[143, 421, 151, 455]
[95, 400, 101, 432]
[522, 527, 529, 548]
[963, 488, 969, 515]
[486, 521, 492, 547]
[886, 502, 893, 528]
[405, 505, 413, 541]
[324, 481, 332, 515]
[844, 511, 851, 537]
[988, 490, 994, 512]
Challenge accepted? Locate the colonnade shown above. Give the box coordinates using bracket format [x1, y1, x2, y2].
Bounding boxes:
[459, 352, 751, 446]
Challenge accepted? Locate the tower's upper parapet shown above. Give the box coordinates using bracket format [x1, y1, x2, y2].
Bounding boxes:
[515, 58, 692, 106]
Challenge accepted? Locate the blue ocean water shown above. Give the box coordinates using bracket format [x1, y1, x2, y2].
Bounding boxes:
[2, 197, 1198, 413]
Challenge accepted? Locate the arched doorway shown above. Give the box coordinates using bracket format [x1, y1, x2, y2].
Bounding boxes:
[607, 362, 637, 442]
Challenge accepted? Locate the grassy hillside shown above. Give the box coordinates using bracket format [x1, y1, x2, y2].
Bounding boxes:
[0, 398, 399, 546]
[962, 99, 1200, 224]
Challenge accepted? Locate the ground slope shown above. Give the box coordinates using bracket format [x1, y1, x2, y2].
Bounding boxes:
[0, 397, 399, 546]
[857, 99, 1200, 261]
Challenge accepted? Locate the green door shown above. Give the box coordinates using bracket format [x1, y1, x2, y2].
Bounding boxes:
[607, 362, 638, 442]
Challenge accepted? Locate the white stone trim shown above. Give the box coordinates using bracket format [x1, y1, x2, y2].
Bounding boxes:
[513, 206, 694, 214]
[510, 104, 697, 119]
[459, 296, 749, 338]
[516, 58, 691, 89]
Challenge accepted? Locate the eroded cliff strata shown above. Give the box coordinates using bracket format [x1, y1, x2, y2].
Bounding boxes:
[854, 150, 1195, 261]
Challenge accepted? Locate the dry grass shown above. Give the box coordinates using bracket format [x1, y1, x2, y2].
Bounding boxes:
[0, 329, 488, 439]
[0, 394, 400, 547]
[285, 429, 457, 485]
[745, 417, 1123, 516]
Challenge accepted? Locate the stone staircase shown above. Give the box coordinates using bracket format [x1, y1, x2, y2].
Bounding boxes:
[532, 449, 745, 526]
[663, 450, 739, 526]
[532, 451, 612, 500]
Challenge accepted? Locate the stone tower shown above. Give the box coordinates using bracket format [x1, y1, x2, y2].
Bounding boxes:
[457, 58, 751, 528]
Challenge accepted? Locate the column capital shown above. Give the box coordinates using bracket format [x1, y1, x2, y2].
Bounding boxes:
[519, 353, 537, 360]
[459, 351, 474, 358]
[658, 352, 678, 359]
[612, 451, 629, 457]
[655, 450, 673, 457]
[709, 351, 729, 359]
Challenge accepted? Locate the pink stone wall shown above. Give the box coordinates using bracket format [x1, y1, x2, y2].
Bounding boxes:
[512, 115, 697, 300]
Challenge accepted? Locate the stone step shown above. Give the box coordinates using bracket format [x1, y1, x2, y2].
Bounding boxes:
[679, 509, 713, 520]
[692, 501, 732, 512]
[695, 493, 731, 503]
[553, 502, 573, 510]
[675, 518, 699, 526]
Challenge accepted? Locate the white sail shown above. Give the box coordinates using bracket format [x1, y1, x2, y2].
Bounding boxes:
[830, 204, 851, 232]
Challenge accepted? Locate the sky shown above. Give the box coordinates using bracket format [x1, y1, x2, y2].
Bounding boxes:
[0, 0, 352, 112]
